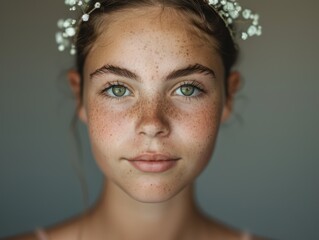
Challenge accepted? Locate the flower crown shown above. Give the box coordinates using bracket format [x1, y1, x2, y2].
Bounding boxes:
[56, 0, 262, 55]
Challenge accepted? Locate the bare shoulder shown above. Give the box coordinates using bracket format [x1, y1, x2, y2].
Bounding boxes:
[1, 232, 37, 240]
[203, 217, 269, 240]
[36, 220, 81, 240]
[2, 214, 85, 240]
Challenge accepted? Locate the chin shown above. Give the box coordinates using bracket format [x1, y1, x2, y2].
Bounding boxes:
[119, 178, 188, 203]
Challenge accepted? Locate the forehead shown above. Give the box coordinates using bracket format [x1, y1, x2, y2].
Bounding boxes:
[85, 6, 223, 77]
[94, 6, 218, 49]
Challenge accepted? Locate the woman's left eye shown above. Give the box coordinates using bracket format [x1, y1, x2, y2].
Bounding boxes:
[175, 84, 202, 97]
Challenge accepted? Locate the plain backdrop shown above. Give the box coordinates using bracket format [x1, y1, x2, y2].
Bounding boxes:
[0, 1, 318, 239]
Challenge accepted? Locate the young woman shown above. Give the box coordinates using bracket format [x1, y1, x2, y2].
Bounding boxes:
[8, 0, 263, 239]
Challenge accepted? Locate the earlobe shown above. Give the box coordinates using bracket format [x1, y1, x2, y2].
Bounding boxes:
[221, 71, 241, 123]
[67, 70, 87, 123]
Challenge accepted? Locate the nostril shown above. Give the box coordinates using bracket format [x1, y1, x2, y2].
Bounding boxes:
[138, 124, 169, 138]
[137, 115, 170, 138]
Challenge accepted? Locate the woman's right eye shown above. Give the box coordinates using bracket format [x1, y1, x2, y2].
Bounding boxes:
[104, 85, 131, 98]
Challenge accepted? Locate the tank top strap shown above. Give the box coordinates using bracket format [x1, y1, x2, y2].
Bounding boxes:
[35, 228, 49, 240]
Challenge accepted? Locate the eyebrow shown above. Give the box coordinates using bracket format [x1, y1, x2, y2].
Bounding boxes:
[90, 64, 139, 80]
[166, 63, 216, 80]
[89, 63, 216, 81]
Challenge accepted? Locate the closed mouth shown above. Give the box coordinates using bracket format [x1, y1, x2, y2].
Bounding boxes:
[127, 153, 180, 173]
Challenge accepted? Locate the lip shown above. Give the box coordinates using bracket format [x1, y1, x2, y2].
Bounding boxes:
[127, 153, 180, 173]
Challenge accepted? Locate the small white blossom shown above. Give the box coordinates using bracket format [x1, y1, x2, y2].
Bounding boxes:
[56, 0, 262, 55]
[56, 1, 102, 54]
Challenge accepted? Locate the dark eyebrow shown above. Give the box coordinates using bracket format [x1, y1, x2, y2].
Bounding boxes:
[90, 64, 139, 80]
[166, 64, 216, 80]
[90, 63, 215, 81]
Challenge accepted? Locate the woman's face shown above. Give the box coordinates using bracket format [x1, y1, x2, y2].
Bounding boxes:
[80, 7, 227, 203]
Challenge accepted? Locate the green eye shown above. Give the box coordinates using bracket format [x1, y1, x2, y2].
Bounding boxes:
[180, 85, 195, 96]
[175, 83, 203, 97]
[105, 85, 131, 98]
[112, 86, 127, 97]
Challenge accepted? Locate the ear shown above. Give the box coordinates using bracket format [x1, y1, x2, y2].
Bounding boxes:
[67, 70, 87, 123]
[221, 71, 241, 123]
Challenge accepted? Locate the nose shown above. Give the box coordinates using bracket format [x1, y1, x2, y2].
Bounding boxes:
[135, 98, 170, 138]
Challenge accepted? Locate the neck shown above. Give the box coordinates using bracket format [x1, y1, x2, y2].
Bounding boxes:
[83, 179, 208, 240]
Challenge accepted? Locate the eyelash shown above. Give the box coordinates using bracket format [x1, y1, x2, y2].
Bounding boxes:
[100, 81, 132, 99]
[174, 81, 205, 99]
[100, 80, 205, 99]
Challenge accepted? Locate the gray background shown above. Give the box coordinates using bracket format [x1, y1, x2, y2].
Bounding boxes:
[0, 1, 318, 239]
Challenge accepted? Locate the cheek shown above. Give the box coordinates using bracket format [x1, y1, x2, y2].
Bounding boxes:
[178, 98, 222, 142]
[87, 104, 115, 142]
[85, 99, 130, 159]
[175, 98, 223, 170]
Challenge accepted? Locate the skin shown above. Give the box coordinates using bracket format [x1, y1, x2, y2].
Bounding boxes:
[8, 6, 252, 240]
[82, 7, 226, 204]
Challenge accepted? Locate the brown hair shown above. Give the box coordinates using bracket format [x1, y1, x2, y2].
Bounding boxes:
[75, 0, 239, 97]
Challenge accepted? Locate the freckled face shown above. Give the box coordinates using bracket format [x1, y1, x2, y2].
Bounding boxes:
[81, 7, 226, 202]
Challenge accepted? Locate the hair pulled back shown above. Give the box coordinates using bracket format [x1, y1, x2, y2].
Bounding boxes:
[75, 0, 239, 97]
